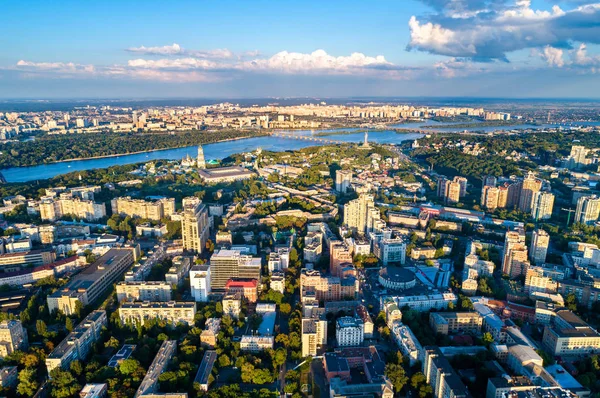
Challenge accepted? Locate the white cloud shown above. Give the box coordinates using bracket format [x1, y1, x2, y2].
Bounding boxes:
[540, 46, 565, 67]
[127, 43, 183, 55]
[408, 1, 600, 61]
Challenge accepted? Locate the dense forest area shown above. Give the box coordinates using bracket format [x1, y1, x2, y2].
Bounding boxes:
[0, 129, 267, 168]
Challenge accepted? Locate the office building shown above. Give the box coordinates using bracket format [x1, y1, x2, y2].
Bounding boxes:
[48, 247, 138, 315]
[336, 316, 364, 347]
[270, 271, 285, 294]
[46, 311, 107, 374]
[209, 249, 261, 290]
[373, 238, 406, 265]
[116, 281, 172, 302]
[335, 170, 353, 193]
[531, 192, 555, 220]
[0, 320, 28, 357]
[0, 250, 55, 271]
[423, 347, 472, 398]
[181, 200, 210, 253]
[530, 229, 549, 265]
[542, 310, 600, 356]
[118, 301, 196, 326]
[575, 195, 600, 225]
[240, 335, 274, 352]
[189, 264, 211, 302]
[378, 266, 416, 290]
[134, 340, 177, 398]
[429, 312, 483, 335]
[111, 197, 175, 221]
[343, 194, 375, 234]
[200, 318, 221, 348]
[215, 231, 232, 247]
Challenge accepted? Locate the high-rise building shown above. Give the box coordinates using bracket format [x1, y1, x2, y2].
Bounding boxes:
[189, 264, 211, 302]
[335, 170, 353, 193]
[0, 320, 28, 357]
[531, 191, 554, 221]
[438, 176, 465, 205]
[481, 186, 500, 210]
[501, 227, 528, 278]
[40, 197, 106, 222]
[483, 175, 497, 187]
[530, 229, 549, 265]
[343, 194, 375, 234]
[208, 249, 261, 290]
[518, 172, 542, 213]
[181, 199, 209, 253]
[524, 266, 557, 295]
[575, 195, 600, 225]
[197, 146, 206, 169]
[446, 181, 461, 204]
[566, 145, 590, 170]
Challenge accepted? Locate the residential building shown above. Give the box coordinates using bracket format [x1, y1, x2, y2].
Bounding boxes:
[0, 250, 55, 271]
[336, 316, 364, 347]
[356, 305, 374, 339]
[189, 264, 211, 302]
[531, 192, 554, 221]
[343, 194, 375, 234]
[134, 340, 177, 398]
[335, 170, 353, 193]
[240, 335, 274, 352]
[209, 249, 261, 290]
[111, 197, 175, 220]
[40, 196, 106, 222]
[194, 350, 217, 392]
[530, 229, 549, 265]
[501, 227, 528, 278]
[390, 320, 424, 366]
[0, 366, 17, 389]
[80, 383, 108, 398]
[181, 200, 210, 253]
[507, 344, 543, 375]
[115, 281, 172, 302]
[481, 186, 501, 210]
[270, 271, 285, 294]
[423, 347, 472, 398]
[429, 312, 483, 335]
[46, 310, 107, 374]
[200, 318, 221, 348]
[524, 266, 557, 295]
[165, 256, 192, 287]
[0, 320, 28, 357]
[48, 247, 138, 315]
[222, 293, 242, 318]
[330, 242, 353, 277]
[575, 195, 600, 224]
[302, 310, 328, 357]
[118, 301, 196, 326]
[518, 172, 542, 213]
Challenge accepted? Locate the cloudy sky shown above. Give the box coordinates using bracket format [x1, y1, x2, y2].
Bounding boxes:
[1, 0, 599, 98]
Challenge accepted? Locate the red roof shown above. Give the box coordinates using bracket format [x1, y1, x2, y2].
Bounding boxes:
[225, 278, 258, 288]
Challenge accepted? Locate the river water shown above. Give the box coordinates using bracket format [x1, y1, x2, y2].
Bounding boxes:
[2, 120, 598, 183]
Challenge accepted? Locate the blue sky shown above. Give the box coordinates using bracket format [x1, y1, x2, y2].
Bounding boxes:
[1, 0, 599, 98]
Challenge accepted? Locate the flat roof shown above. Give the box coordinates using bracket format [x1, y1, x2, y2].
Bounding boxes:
[194, 350, 217, 385]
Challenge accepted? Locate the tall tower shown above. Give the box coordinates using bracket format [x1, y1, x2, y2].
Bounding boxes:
[197, 145, 206, 169]
[363, 131, 369, 147]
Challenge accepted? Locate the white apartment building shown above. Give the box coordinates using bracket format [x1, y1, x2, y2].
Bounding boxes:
[116, 281, 172, 302]
[189, 264, 211, 302]
[336, 316, 364, 347]
[0, 320, 28, 357]
[240, 335, 274, 352]
[119, 301, 196, 326]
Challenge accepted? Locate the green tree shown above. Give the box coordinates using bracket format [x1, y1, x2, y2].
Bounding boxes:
[36, 319, 47, 336]
[105, 336, 120, 349]
[279, 303, 292, 315]
[386, 363, 408, 393]
[49, 369, 81, 398]
[481, 332, 494, 346]
[17, 368, 39, 396]
[65, 317, 74, 332]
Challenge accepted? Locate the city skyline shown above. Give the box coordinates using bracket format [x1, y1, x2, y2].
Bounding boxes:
[2, 0, 600, 98]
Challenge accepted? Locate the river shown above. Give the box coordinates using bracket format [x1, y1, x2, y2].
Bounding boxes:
[2, 120, 598, 183]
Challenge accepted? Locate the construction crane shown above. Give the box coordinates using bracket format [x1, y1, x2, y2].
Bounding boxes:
[561, 208, 576, 226]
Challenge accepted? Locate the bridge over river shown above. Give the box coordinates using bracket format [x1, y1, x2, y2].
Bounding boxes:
[270, 132, 346, 145]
